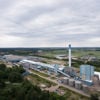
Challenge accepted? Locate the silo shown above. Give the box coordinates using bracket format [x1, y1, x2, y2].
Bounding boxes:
[80, 65, 94, 81]
[69, 79, 75, 87]
[75, 80, 82, 90]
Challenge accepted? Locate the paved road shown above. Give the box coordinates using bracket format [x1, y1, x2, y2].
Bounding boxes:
[27, 69, 90, 98]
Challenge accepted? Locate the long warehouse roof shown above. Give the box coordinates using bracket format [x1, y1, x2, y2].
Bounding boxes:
[20, 59, 70, 77]
[20, 59, 54, 69]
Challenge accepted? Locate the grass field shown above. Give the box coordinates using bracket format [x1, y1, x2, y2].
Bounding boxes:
[58, 86, 90, 100]
[26, 74, 57, 88]
[30, 69, 50, 77]
[42, 49, 100, 58]
[72, 50, 100, 58]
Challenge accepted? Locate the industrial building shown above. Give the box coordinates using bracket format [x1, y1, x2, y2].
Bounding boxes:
[2, 55, 26, 63]
[20, 44, 75, 78]
[20, 59, 70, 77]
[20, 44, 96, 86]
[7, 44, 97, 87]
[80, 65, 94, 85]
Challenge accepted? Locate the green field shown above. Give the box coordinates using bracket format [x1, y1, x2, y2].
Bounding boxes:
[27, 74, 57, 87]
[72, 50, 100, 58]
[58, 86, 90, 100]
[30, 69, 50, 77]
[40, 49, 100, 58]
[35, 49, 100, 71]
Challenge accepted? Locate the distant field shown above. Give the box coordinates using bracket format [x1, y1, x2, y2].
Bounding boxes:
[42, 49, 100, 58]
[0, 47, 100, 58]
[72, 50, 100, 58]
[36, 49, 100, 71]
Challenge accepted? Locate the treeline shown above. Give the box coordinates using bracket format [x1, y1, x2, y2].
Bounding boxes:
[34, 54, 58, 60]
[86, 61, 100, 72]
[0, 64, 65, 100]
[70, 59, 100, 71]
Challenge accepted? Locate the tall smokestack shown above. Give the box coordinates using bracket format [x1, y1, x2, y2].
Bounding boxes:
[68, 44, 71, 67]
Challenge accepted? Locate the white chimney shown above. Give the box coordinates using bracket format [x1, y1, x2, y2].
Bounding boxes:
[68, 44, 71, 67]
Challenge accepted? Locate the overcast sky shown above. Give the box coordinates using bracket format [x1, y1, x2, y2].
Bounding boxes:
[0, 0, 100, 47]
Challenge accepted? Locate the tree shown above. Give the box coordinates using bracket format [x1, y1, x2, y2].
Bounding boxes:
[11, 66, 25, 74]
[25, 87, 39, 100]
[8, 72, 23, 83]
[0, 70, 7, 79]
[0, 80, 5, 88]
[16, 88, 25, 100]
[90, 94, 99, 100]
[0, 64, 6, 71]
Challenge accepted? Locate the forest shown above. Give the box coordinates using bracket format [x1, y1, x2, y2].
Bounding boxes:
[0, 64, 65, 100]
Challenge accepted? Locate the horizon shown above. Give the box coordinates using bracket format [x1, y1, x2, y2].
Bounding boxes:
[0, 46, 100, 49]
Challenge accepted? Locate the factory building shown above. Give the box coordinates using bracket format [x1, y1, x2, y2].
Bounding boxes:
[63, 67, 76, 77]
[2, 55, 26, 63]
[80, 65, 94, 85]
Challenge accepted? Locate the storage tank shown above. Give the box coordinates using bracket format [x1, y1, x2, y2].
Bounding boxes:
[69, 79, 75, 87]
[82, 84, 88, 93]
[75, 81, 82, 90]
[62, 77, 69, 85]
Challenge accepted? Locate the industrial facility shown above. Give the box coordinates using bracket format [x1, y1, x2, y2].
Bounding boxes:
[2, 55, 26, 63]
[1, 44, 99, 95]
[19, 44, 99, 87]
[20, 44, 75, 79]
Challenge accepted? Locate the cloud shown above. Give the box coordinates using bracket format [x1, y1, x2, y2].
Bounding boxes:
[0, 0, 100, 47]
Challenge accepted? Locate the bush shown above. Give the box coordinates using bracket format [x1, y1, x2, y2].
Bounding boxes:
[8, 72, 23, 83]
[90, 94, 99, 100]
[0, 80, 5, 88]
[0, 64, 6, 71]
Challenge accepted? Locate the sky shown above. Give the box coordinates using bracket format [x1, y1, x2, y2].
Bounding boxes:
[0, 0, 100, 47]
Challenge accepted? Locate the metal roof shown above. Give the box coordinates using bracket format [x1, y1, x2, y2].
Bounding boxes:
[20, 59, 54, 69]
[20, 59, 70, 77]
